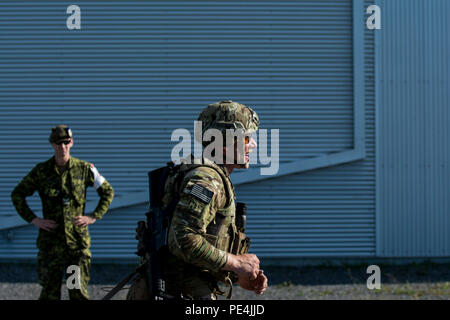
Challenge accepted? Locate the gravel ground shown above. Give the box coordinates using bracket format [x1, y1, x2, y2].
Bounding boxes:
[1, 262, 449, 300]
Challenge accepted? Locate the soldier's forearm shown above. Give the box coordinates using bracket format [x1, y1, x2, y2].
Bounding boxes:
[92, 183, 114, 219]
[13, 206, 37, 223]
[11, 191, 37, 223]
[171, 230, 227, 271]
[91, 201, 111, 220]
[222, 253, 260, 280]
[223, 253, 239, 272]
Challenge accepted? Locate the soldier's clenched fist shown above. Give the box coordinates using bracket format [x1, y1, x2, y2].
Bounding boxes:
[237, 270, 268, 295]
[224, 253, 261, 280]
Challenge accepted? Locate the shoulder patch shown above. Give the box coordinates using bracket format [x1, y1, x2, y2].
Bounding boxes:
[90, 163, 105, 189]
[186, 183, 214, 204]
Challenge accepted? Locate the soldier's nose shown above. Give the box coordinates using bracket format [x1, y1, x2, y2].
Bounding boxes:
[248, 137, 257, 149]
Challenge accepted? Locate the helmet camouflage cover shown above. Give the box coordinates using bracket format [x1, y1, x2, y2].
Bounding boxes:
[197, 100, 260, 139]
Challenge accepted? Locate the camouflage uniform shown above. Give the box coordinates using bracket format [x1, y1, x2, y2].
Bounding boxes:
[11, 127, 114, 300]
[164, 100, 259, 300]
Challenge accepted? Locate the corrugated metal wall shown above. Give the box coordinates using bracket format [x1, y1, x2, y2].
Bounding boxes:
[239, 0, 375, 257]
[376, 0, 450, 257]
[0, 0, 376, 260]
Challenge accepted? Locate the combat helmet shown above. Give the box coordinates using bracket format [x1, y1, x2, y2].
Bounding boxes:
[197, 100, 260, 146]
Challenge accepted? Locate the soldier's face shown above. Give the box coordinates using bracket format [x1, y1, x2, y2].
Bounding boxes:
[51, 138, 73, 159]
[243, 136, 257, 168]
[228, 136, 257, 169]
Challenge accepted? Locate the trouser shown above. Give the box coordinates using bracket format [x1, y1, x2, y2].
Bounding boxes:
[37, 248, 91, 300]
[165, 275, 218, 300]
[163, 253, 221, 300]
[182, 276, 217, 300]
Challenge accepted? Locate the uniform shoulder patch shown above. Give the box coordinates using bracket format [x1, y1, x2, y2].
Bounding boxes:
[186, 183, 214, 204]
[90, 163, 105, 189]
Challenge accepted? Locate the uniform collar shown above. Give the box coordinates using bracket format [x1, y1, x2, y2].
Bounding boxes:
[182, 154, 232, 179]
[67, 156, 74, 169]
[201, 155, 231, 179]
[51, 156, 73, 170]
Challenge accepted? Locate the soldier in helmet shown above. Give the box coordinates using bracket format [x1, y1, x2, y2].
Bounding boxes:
[11, 125, 114, 300]
[164, 100, 268, 300]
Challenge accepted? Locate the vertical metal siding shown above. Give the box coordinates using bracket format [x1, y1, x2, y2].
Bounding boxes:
[377, 0, 450, 257]
[363, 0, 376, 256]
[0, 0, 375, 259]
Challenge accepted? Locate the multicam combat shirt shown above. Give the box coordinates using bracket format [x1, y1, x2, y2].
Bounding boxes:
[167, 157, 236, 272]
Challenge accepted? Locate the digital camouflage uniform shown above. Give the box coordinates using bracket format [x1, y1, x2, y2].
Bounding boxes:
[164, 100, 259, 300]
[11, 131, 114, 300]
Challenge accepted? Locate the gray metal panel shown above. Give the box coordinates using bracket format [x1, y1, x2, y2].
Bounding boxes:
[0, 0, 375, 259]
[377, 0, 450, 257]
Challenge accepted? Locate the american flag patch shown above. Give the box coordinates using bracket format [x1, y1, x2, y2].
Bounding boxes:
[189, 184, 214, 204]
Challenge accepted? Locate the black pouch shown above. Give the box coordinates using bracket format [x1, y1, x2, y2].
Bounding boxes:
[135, 220, 150, 257]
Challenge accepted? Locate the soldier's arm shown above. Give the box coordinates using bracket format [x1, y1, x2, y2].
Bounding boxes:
[168, 171, 228, 272]
[222, 253, 261, 280]
[87, 164, 114, 220]
[11, 166, 39, 223]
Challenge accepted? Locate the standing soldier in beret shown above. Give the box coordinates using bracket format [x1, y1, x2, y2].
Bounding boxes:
[163, 100, 268, 300]
[11, 125, 114, 300]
